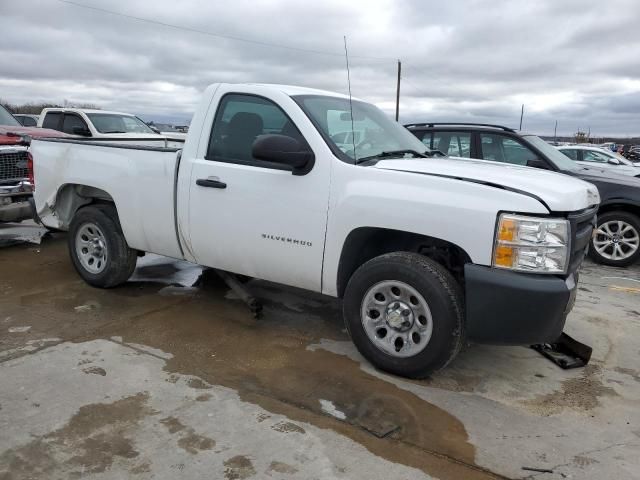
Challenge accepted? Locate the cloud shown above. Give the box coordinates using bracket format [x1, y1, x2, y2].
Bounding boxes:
[1, 0, 639, 135]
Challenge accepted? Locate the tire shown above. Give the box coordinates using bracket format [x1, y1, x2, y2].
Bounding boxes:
[68, 204, 138, 288]
[589, 211, 640, 267]
[343, 252, 464, 379]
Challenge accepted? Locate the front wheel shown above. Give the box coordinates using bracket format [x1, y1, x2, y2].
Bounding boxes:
[589, 211, 640, 267]
[68, 205, 138, 288]
[343, 252, 464, 379]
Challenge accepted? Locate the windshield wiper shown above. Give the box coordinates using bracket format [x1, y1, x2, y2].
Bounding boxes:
[103, 130, 127, 134]
[355, 149, 429, 165]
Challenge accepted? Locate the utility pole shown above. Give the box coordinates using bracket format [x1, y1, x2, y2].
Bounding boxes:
[554, 120, 558, 143]
[519, 104, 524, 130]
[395, 60, 401, 122]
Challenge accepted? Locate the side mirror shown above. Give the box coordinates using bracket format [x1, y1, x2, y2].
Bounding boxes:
[150, 126, 161, 134]
[252, 134, 314, 175]
[607, 157, 621, 165]
[526, 158, 549, 170]
[72, 126, 91, 137]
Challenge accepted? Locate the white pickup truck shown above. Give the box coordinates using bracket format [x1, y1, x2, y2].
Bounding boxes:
[31, 83, 600, 378]
[37, 108, 183, 148]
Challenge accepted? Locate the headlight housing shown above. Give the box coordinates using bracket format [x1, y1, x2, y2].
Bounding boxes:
[493, 214, 570, 274]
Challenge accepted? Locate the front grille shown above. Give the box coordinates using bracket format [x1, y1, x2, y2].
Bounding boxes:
[0, 150, 29, 182]
[567, 206, 598, 274]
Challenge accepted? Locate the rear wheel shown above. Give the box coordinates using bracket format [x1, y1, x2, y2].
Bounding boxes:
[343, 252, 464, 379]
[589, 211, 640, 267]
[68, 205, 137, 288]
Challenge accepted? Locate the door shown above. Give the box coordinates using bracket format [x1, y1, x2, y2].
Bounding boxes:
[478, 133, 541, 166]
[185, 93, 330, 292]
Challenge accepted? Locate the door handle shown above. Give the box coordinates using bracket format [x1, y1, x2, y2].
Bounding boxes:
[196, 178, 227, 189]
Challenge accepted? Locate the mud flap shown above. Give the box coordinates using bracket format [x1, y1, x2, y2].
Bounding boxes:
[530, 332, 592, 369]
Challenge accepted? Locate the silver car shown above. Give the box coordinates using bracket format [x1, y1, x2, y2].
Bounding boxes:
[557, 145, 640, 177]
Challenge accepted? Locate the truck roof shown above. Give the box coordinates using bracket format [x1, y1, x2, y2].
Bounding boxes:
[42, 108, 137, 116]
[243, 83, 354, 100]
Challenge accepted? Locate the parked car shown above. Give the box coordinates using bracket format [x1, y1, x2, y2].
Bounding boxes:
[0, 105, 67, 223]
[13, 114, 40, 127]
[406, 123, 640, 267]
[147, 123, 188, 142]
[31, 83, 599, 378]
[556, 145, 640, 177]
[37, 108, 183, 148]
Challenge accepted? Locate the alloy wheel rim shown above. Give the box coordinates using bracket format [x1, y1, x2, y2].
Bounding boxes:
[593, 220, 639, 261]
[360, 280, 433, 358]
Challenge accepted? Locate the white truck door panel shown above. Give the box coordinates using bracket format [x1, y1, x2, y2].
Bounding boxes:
[185, 92, 330, 292]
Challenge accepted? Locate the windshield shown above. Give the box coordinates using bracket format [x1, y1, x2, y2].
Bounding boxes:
[0, 105, 21, 127]
[524, 135, 579, 171]
[293, 95, 431, 162]
[86, 113, 156, 134]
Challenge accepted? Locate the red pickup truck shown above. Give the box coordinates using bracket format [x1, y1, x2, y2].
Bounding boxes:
[0, 105, 68, 223]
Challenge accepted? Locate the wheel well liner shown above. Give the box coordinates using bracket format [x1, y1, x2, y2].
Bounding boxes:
[336, 227, 472, 298]
[53, 183, 115, 229]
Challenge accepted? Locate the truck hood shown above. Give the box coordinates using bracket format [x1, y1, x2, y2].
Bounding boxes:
[373, 156, 600, 212]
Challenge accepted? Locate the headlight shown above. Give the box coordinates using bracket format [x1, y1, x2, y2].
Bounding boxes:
[493, 214, 570, 274]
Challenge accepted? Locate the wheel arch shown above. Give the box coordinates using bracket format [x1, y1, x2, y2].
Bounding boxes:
[52, 183, 117, 229]
[597, 201, 640, 218]
[336, 227, 472, 298]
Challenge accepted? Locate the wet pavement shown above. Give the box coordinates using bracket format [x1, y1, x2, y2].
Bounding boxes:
[1, 226, 639, 479]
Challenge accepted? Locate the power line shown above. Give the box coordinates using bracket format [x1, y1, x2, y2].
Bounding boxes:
[56, 0, 394, 61]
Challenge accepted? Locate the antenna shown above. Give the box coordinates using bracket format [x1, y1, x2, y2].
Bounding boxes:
[343, 35, 357, 163]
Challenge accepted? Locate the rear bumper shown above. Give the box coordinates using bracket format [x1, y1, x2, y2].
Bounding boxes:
[464, 264, 576, 345]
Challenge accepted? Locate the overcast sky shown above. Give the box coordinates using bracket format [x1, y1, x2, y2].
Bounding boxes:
[2, 0, 640, 135]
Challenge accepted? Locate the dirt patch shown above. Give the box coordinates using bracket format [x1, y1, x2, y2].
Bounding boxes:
[159, 415, 215, 454]
[268, 460, 298, 474]
[224, 455, 256, 479]
[614, 367, 640, 383]
[82, 366, 107, 376]
[159, 416, 186, 434]
[196, 393, 212, 401]
[524, 365, 618, 414]
[0, 393, 153, 478]
[270, 421, 305, 434]
[177, 432, 215, 454]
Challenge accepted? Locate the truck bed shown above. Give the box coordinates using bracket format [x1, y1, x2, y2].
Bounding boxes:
[31, 138, 184, 259]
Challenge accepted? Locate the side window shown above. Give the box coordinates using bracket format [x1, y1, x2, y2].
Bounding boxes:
[42, 112, 62, 130]
[582, 150, 608, 163]
[207, 94, 306, 165]
[22, 116, 37, 127]
[419, 132, 432, 149]
[479, 133, 537, 165]
[560, 149, 578, 160]
[63, 114, 89, 135]
[432, 131, 471, 157]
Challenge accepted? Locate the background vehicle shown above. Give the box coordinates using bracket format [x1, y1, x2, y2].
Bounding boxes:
[13, 114, 40, 127]
[147, 122, 188, 141]
[557, 145, 640, 177]
[0, 105, 67, 223]
[37, 108, 183, 148]
[406, 123, 640, 267]
[31, 83, 599, 378]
